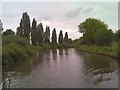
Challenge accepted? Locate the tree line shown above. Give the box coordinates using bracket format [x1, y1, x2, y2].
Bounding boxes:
[2, 12, 69, 45]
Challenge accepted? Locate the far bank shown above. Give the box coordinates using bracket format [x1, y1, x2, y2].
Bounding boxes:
[75, 41, 119, 59]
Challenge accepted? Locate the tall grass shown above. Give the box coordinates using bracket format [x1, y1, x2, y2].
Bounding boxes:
[75, 40, 118, 58]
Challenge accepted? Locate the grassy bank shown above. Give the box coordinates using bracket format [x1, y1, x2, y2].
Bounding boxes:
[75, 41, 119, 58]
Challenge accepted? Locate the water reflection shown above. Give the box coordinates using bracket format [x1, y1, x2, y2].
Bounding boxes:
[58, 49, 63, 59]
[75, 50, 118, 86]
[52, 49, 57, 60]
[64, 49, 68, 56]
[2, 52, 44, 88]
[2, 49, 118, 88]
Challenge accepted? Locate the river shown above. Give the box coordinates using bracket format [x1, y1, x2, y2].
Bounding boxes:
[2, 48, 118, 88]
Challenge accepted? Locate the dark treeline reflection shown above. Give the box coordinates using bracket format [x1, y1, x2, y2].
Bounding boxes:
[52, 49, 57, 60]
[64, 49, 68, 56]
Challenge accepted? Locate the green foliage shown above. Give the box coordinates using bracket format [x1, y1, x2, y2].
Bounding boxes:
[58, 30, 63, 44]
[58, 42, 73, 48]
[94, 29, 113, 45]
[3, 35, 29, 47]
[75, 41, 119, 58]
[113, 30, 120, 41]
[2, 12, 73, 65]
[74, 39, 82, 48]
[78, 18, 108, 34]
[31, 18, 37, 45]
[3, 29, 15, 36]
[41, 43, 52, 50]
[22, 12, 31, 38]
[16, 19, 23, 37]
[37, 23, 44, 45]
[44, 26, 50, 43]
[52, 28, 57, 44]
[3, 43, 28, 64]
[2, 35, 35, 65]
[17, 12, 30, 38]
[111, 41, 118, 57]
[78, 18, 109, 45]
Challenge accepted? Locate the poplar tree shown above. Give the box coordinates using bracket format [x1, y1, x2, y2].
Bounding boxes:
[58, 30, 63, 44]
[64, 32, 68, 42]
[31, 18, 37, 45]
[37, 23, 44, 45]
[17, 12, 30, 38]
[16, 19, 23, 37]
[52, 28, 57, 44]
[44, 26, 50, 42]
[22, 12, 30, 38]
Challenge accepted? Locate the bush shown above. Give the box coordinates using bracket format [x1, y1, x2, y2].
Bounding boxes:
[2, 35, 29, 47]
[94, 29, 113, 45]
[2, 35, 35, 65]
[2, 43, 28, 65]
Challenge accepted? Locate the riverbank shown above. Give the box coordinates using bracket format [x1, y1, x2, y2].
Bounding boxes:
[76, 41, 118, 59]
[2, 35, 73, 65]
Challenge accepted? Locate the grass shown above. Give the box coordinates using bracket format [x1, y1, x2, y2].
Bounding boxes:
[76, 41, 119, 58]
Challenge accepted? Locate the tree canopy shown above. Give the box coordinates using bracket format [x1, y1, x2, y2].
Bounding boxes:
[16, 12, 30, 38]
[78, 18, 113, 45]
[3, 29, 15, 36]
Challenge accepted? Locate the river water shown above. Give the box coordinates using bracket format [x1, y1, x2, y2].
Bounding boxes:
[2, 48, 118, 88]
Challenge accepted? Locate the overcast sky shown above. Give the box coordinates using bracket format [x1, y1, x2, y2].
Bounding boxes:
[2, 2, 118, 40]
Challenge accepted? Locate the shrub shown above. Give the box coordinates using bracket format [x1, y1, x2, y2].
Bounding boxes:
[2, 43, 28, 65]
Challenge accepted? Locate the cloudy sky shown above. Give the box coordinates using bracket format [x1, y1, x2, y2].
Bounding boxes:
[1, 2, 118, 40]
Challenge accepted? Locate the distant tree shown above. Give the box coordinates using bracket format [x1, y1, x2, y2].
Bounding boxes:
[31, 18, 37, 45]
[44, 26, 50, 43]
[52, 28, 57, 44]
[37, 23, 44, 45]
[22, 12, 30, 38]
[16, 19, 23, 37]
[58, 30, 63, 44]
[64, 32, 68, 42]
[3, 29, 15, 36]
[94, 29, 113, 45]
[78, 18, 108, 44]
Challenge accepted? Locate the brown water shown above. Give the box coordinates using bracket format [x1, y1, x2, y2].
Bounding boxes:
[2, 48, 118, 88]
